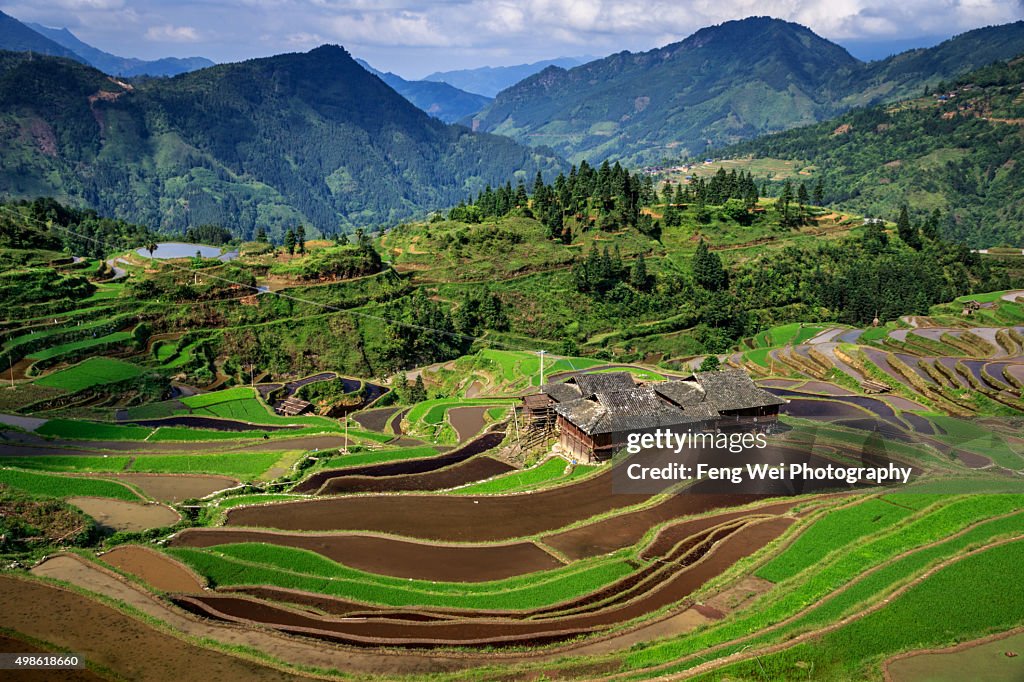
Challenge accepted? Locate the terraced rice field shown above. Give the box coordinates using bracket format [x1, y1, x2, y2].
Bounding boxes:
[2, 304, 1023, 679]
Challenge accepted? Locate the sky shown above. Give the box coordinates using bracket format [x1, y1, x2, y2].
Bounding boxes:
[3, 0, 1023, 78]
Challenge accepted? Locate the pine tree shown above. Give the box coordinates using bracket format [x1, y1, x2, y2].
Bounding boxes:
[630, 253, 649, 291]
[896, 205, 921, 249]
[812, 178, 824, 206]
[692, 240, 727, 291]
[284, 229, 296, 255]
[296, 225, 306, 254]
[922, 209, 942, 241]
[411, 375, 428, 403]
[255, 227, 269, 243]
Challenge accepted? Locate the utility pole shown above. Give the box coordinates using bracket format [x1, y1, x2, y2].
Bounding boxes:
[538, 350, 547, 386]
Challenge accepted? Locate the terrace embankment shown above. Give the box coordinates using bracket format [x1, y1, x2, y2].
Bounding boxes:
[315, 456, 514, 494]
[169, 530, 563, 582]
[293, 429, 505, 493]
[231, 468, 654, 539]
[172, 517, 794, 648]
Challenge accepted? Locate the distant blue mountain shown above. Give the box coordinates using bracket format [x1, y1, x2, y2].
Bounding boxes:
[28, 22, 213, 77]
[423, 57, 594, 97]
[356, 58, 491, 123]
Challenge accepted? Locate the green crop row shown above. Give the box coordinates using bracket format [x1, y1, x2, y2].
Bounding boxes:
[453, 458, 597, 495]
[0, 469, 142, 501]
[756, 496, 921, 582]
[168, 543, 636, 610]
[34, 357, 145, 392]
[0, 452, 282, 479]
[686, 530, 1024, 681]
[623, 494, 1023, 671]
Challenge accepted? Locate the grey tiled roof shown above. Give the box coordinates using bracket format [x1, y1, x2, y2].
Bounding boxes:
[545, 369, 782, 436]
[542, 382, 583, 403]
[554, 386, 708, 435]
[652, 380, 706, 406]
[690, 370, 786, 411]
[572, 372, 636, 396]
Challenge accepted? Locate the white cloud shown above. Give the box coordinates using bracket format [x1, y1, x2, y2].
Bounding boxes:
[144, 24, 200, 42]
[4, 0, 1021, 73]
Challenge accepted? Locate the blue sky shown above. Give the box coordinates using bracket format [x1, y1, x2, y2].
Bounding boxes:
[3, 0, 1022, 78]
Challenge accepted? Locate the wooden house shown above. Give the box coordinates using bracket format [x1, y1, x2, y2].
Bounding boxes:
[526, 370, 785, 463]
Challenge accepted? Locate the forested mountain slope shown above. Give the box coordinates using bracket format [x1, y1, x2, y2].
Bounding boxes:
[0, 46, 563, 239]
[469, 17, 1024, 165]
[726, 57, 1024, 247]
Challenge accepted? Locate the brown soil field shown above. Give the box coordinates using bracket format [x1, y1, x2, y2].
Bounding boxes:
[547, 497, 801, 561]
[316, 456, 514, 494]
[105, 473, 238, 503]
[448, 406, 489, 441]
[99, 545, 206, 593]
[352, 407, 400, 432]
[169, 529, 563, 582]
[293, 430, 505, 493]
[68, 497, 180, 533]
[392, 408, 410, 435]
[228, 459, 813, 541]
[171, 517, 793, 648]
[0, 634, 107, 682]
[231, 468, 646, 539]
[0, 576, 302, 681]
[26, 554, 485, 675]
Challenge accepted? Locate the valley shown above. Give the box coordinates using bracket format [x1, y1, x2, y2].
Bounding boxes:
[1, 10, 1023, 682]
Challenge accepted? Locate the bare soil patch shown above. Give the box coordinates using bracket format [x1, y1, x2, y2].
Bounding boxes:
[0, 576, 301, 681]
[106, 473, 237, 503]
[886, 628, 1024, 682]
[352, 407, 400, 432]
[448, 406, 489, 441]
[0, 634, 107, 682]
[100, 545, 206, 593]
[68, 497, 180, 533]
[170, 529, 562, 582]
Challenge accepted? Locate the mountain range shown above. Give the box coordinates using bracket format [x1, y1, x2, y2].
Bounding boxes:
[0, 9, 212, 78]
[468, 17, 1024, 164]
[355, 59, 491, 124]
[27, 22, 214, 77]
[0, 45, 563, 239]
[424, 57, 592, 97]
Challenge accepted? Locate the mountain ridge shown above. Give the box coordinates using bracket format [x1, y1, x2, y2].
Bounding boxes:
[355, 58, 491, 123]
[469, 16, 1024, 164]
[0, 45, 564, 239]
[423, 57, 591, 97]
[27, 22, 214, 77]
